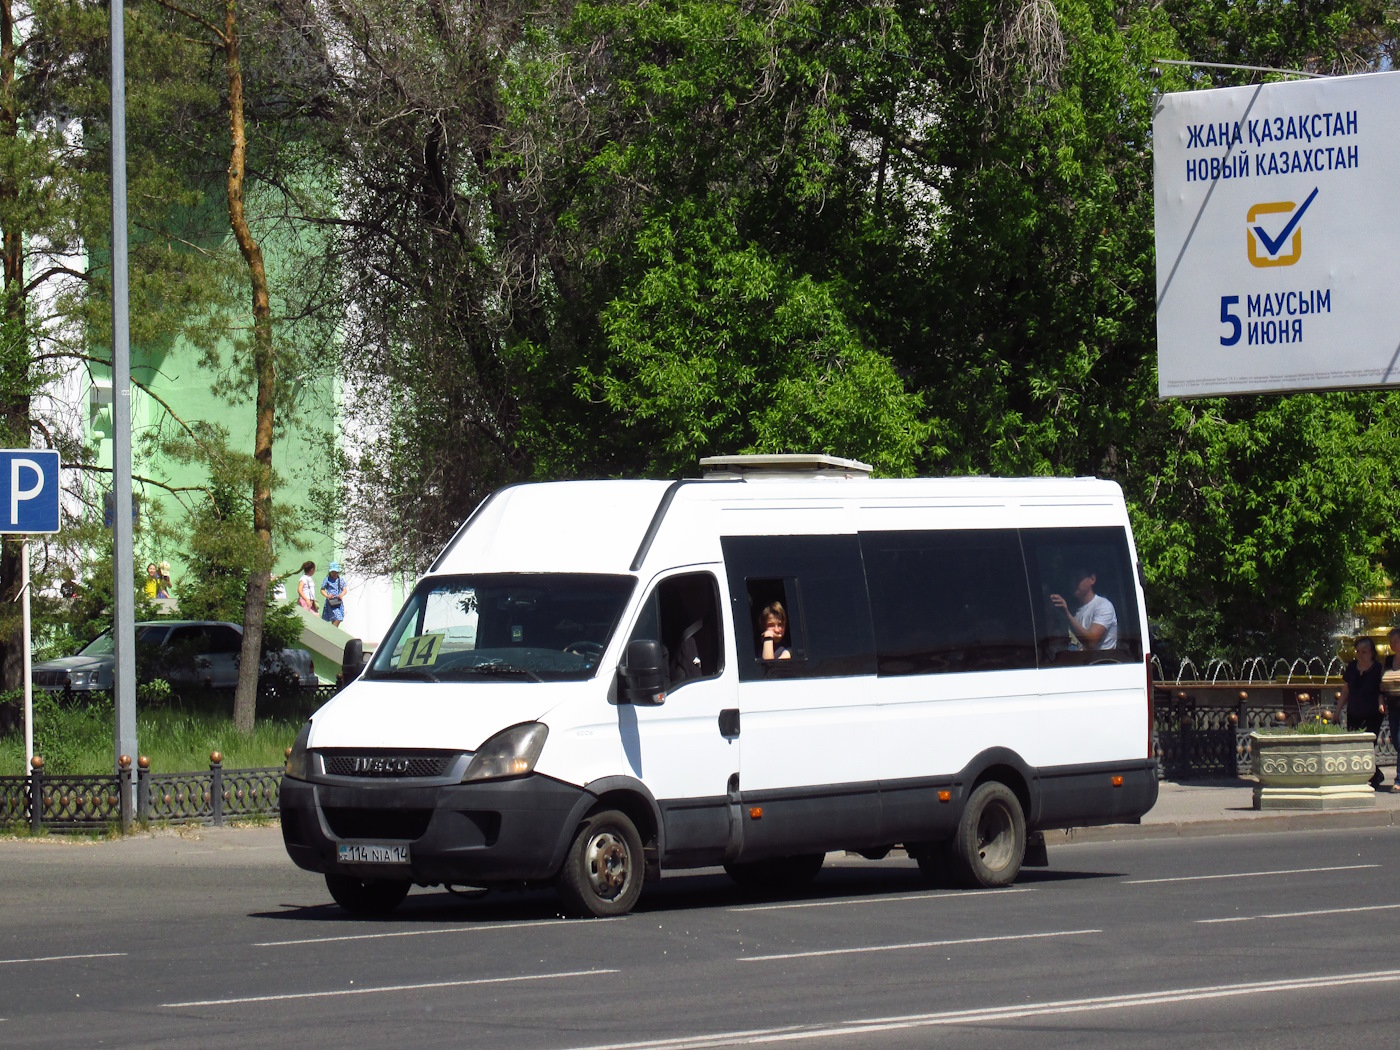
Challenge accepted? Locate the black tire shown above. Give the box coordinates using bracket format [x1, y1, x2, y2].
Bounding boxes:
[557, 809, 646, 917]
[949, 781, 1025, 888]
[325, 874, 411, 916]
[723, 853, 825, 892]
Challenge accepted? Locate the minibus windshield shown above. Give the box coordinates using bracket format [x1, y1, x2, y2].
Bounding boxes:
[366, 573, 636, 682]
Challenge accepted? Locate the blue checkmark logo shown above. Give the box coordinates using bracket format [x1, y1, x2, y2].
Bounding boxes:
[1247, 188, 1318, 268]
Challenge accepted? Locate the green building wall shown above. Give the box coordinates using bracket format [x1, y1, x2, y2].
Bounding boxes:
[83, 191, 342, 653]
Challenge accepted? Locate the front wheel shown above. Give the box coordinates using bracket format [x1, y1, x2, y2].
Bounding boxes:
[325, 874, 411, 916]
[950, 781, 1025, 888]
[557, 809, 645, 917]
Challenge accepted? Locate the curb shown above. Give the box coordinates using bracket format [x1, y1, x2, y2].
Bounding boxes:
[1060, 808, 1400, 843]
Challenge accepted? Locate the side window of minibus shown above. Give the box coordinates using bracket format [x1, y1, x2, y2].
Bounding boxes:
[1019, 526, 1144, 666]
[744, 577, 803, 664]
[720, 534, 877, 681]
[859, 529, 1036, 675]
[626, 573, 724, 692]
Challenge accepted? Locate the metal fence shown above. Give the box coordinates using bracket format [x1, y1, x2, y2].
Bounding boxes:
[1153, 684, 1397, 779]
[6, 679, 1396, 829]
[0, 755, 283, 832]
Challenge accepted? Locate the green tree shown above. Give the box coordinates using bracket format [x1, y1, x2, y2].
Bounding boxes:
[580, 207, 929, 476]
[0, 0, 241, 692]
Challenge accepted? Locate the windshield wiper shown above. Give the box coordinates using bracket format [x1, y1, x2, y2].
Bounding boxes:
[377, 668, 440, 683]
[459, 662, 543, 683]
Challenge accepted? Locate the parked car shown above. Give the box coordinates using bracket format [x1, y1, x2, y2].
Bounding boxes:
[33, 620, 318, 695]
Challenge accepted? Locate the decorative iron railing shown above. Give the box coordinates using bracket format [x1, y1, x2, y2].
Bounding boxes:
[1152, 681, 1396, 779]
[0, 753, 284, 832]
[5, 675, 1395, 829]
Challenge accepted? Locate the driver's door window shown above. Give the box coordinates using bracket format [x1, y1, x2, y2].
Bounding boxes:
[628, 572, 724, 691]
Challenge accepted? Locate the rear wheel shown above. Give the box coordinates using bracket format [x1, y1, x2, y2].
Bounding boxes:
[325, 874, 411, 916]
[950, 781, 1025, 888]
[557, 809, 646, 917]
[723, 853, 825, 892]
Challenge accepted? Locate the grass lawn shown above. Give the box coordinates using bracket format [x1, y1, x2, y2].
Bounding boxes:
[0, 706, 303, 776]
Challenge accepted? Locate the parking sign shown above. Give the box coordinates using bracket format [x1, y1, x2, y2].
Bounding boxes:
[0, 450, 61, 534]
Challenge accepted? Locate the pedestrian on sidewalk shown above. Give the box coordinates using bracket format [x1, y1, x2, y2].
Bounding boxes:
[1341, 636, 1386, 789]
[321, 562, 346, 629]
[297, 561, 318, 612]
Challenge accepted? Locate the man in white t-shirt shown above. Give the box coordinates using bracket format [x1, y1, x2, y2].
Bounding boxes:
[1050, 568, 1118, 651]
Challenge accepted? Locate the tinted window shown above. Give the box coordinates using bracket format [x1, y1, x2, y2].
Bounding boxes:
[721, 535, 876, 680]
[205, 626, 243, 653]
[78, 625, 167, 656]
[1020, 526, 1143, 664]
[861, 530, 1036, 675]
[165, 626, 208, 649]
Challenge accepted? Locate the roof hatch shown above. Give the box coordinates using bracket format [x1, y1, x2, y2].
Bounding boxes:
[697, 454, 873, 479]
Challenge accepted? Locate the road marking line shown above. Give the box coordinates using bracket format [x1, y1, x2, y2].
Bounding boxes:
[255, 917, 621, 947]
[161, 968, 618, 1008]
[0, 952, 128, 965]
[729, 888, 1033, 913]
[548, 968, 1400, 1050]
[739, 928, 1100, 962]
[1128, 863, 1378, 885]
[1198, 902, 1400, 925]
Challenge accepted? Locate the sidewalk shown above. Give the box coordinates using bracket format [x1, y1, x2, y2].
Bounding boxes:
[1066, 760, 1400, 842]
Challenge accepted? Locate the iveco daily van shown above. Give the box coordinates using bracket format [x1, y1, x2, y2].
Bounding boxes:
[280, 455, 1158, 916]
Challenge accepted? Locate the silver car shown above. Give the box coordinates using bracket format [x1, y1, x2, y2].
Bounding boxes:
[33, 620, 318, 694]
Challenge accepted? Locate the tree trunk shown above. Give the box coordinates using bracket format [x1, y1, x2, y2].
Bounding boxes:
[223, 0, 275, 735]
[0, 0, 30, 695]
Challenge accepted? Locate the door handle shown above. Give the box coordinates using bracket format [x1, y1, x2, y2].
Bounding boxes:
[718, 708, 740, 738]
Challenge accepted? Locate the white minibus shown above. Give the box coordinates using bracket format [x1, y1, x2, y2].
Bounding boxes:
[281, 455, 1157, 916]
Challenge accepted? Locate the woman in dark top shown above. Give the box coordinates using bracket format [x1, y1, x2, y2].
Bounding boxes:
[1341, 636, 1386, 788]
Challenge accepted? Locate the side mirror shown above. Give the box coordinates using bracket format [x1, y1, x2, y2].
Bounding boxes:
[618, 639, 667, 705]
[342, 638, 367, 682]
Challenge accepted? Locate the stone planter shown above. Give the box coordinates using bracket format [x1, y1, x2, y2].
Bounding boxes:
[1250, 731, 1377, 810]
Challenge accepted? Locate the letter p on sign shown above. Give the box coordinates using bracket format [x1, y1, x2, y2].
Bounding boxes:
[0, 450, 60, 533]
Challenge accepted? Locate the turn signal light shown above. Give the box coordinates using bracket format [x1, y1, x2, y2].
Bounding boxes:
[1111, 775, 1124, 787]
[938, 791, 951, 803]
[748, 806, 763, 820]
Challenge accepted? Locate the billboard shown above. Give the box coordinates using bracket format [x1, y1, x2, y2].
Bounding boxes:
[1154, 71, 1400, 397]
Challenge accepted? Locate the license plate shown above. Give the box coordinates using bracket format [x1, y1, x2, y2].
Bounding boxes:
[338, 843, 410, 864]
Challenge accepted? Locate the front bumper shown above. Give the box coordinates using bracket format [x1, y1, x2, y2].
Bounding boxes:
[279, 774, 594, 885]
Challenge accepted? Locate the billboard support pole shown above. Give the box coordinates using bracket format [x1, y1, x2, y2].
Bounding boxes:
[1151, 57, 1325, 80]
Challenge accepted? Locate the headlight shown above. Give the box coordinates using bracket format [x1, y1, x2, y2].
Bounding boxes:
[70, 671, 87, 687]
[285, 721, 313, 780]
[461, 723, 548, 783]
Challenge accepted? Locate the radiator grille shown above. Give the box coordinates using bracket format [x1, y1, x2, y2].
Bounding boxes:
[323, 754, 454, 778]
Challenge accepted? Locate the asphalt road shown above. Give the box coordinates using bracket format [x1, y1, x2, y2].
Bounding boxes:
[2, 825, 1399, 1049]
